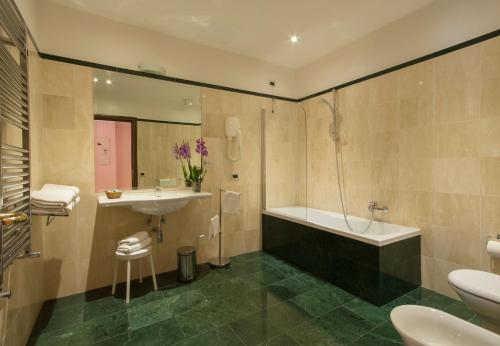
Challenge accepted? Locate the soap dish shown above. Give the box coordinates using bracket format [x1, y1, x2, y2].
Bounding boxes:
[105, 189, 122, 199]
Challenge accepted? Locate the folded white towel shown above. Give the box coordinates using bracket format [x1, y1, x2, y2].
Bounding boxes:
[42, 184, 80, 197]
[208, 215, 220, 240]
[117, 237, 151, 254]
[118, 231, 149, 246]
[67, 196, 80, 211]
[222, 190, 240, 215]
[31, 190, 76, 207]
[31, 196, 80, 216]
[32, 196, 78, 209]
[32, 208, 69, 216]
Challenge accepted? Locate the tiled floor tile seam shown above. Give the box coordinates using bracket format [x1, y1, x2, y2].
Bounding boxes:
[68, 308, 128, 339]
[36, 252, 267, 307]
[466, 314, 478, 322]
[240, 300, 269, 316]
[35, 282, 399, 341]
[42, 300, 86, 315]
[227, 322, 250, 346]
[35, 296, 186, 341]
[93, 331, 128, 345]
[30, 313, 86, 339]
[83, 306, 127, 322]
[39, 299, 86, 319]
[295, 300, 394, 345]
[40, 286, 163, 319]
[128, 313, 173, 333]
[220, 266, 299, 282]
[35, 304, 138, 337]
[198, 273, 306, 302]
[348, 320, 395, 345]
[183, 301, 256, 323]
[285, 315, 326, 345]
[171, 318, 188, 342]
[255, 331, 298, 346]
[94, 317, 186, 345]
[89, 288, 209, 325]
[417, 296, 455, 310]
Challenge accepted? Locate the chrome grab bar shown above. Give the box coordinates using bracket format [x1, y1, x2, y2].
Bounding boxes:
[17, 250, 40, 259]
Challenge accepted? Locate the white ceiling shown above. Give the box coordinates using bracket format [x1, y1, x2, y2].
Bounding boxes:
[48, 0, 434, 68]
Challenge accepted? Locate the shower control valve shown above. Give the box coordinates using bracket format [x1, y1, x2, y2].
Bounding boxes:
[368, 201, 389, 213]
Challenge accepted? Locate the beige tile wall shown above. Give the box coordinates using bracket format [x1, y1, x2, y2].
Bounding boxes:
[19, 58, 281, 304]
[201, 88, 273, 256]
[264, 101, 306, 209]
[301, 36, 500, 298]
[137, 121, 201, 188]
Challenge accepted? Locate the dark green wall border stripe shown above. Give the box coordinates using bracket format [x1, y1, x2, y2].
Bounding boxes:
[95, 114, 200, 126]
[136, 118, 201, 126]
[40, 28, 499, 104]
[298, 28, 500, 102]
[39, 52, 296, 102]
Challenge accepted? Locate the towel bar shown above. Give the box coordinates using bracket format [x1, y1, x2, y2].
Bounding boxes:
[17, 250, 40, 259]
[0, 0, 35, 292]
[209, 188, 240, 268]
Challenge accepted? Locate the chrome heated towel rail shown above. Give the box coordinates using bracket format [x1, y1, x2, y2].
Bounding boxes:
[0, 0, 37, 298]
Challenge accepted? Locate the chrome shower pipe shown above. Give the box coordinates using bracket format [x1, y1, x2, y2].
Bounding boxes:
[320, 90, 373, 234]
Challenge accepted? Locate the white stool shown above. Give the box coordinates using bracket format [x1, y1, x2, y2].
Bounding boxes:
[112, 245, 158, 304]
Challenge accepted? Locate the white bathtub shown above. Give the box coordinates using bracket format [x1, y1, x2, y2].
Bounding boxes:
[263, 206, 420, 246]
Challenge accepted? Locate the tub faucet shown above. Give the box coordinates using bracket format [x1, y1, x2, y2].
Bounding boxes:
[154, 186, 162, 197]
[368, 201, 388, 213]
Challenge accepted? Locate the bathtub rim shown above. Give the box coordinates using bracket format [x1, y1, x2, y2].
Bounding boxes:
[262, 207, 421, 247]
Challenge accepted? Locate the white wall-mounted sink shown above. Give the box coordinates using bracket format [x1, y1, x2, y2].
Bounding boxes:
[98, 189, 212, 216]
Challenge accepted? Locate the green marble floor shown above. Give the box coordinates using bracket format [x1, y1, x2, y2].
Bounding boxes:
[28, 251, 477, 346]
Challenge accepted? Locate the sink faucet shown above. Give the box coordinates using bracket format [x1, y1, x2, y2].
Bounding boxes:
[154, 186, 162, 197]
[368, 201, 389, 213]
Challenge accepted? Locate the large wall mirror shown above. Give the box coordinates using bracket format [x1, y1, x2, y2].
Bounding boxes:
[93, 69, 202, 192]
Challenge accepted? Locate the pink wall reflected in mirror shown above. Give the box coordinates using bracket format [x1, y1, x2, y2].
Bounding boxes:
[94, 120, 132, 192]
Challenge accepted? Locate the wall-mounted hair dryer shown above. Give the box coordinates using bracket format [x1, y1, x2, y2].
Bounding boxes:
[226, 117, 241, 162]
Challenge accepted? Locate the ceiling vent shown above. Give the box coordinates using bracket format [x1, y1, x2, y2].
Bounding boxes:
[137, 63, 166, 76]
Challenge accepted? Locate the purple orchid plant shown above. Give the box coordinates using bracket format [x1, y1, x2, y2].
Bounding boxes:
[173, 138, 208, 186]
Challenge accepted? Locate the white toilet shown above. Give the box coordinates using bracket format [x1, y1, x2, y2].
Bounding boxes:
[448, 269, 500, 333]
[391, 305, 500, 346]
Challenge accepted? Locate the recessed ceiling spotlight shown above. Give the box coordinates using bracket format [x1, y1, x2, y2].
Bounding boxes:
[93, 77, 99, 83]
[105, 79, 112, 85]
[289, 35, 299, 44]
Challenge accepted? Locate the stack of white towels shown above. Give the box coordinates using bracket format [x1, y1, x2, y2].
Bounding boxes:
[31, 184, 80, 216]
[117, 231, 151, 254]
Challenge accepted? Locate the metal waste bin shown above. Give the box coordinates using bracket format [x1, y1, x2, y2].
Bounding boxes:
[177, 246, 197, 282]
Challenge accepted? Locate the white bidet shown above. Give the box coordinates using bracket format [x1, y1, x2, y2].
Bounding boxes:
[390, 305, 500, 346]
